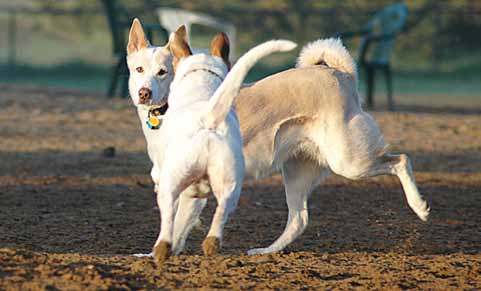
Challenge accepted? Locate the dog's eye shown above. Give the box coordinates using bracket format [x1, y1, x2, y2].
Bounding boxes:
[136, 67, 144, 73]
[157, 68, 167, 76]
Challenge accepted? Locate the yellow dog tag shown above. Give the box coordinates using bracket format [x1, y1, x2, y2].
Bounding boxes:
[146, 112, 161, 130]
[149, 116, 160, 127]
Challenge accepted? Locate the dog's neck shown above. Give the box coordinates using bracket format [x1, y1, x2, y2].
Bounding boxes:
[137, 105, 156, 128]
[180, 68, 224, 83]
[170, 72, 222, 108]
[168, 55, 227, 110]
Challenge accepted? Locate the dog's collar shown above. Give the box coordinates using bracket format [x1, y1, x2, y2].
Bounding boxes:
[181, 68, 224, 82]
[145, 103, 168, 130]
[148, 104, 168, 116]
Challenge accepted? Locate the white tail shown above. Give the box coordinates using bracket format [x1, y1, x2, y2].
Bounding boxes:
[296, 38, 357, 82]
[202, 40, 297, 129]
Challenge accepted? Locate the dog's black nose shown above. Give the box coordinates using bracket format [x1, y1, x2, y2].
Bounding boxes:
[138, 88, 152, 104]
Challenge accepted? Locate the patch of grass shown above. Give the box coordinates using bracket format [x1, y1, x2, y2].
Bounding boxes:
[0, 61, 110, 92]
[1, 59, 480, 108]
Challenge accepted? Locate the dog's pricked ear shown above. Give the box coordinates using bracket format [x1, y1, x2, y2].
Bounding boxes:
[210, 32, 230, 68]
[165, 25, 187, 51]
[127, 18, 150, 55]
[175, 25, 187, 42]
[168, 31, 192, 71]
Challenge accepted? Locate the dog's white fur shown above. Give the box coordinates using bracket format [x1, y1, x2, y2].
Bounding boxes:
[127, 19, 430, 256]
[127, 44, 173, 108]
[128, 19, 296, 260]
[297, 37, 358, 86]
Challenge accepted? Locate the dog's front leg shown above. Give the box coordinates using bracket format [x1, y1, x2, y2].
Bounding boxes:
[151, 164, 160, 193]
[152, 185, 176, 264]
[247, 157, 328, 255]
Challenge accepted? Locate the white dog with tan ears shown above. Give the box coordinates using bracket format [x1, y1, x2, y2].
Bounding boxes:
[127, 18, 296, 263]
[127, 19, 430, 258]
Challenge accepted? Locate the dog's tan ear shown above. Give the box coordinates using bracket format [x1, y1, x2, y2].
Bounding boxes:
[210, 32, 230, 68]
[168, 30, 192, 71]
[166, 25, 187, 50]
[127, 18, 150, 55]
[175, 25, 187, 42]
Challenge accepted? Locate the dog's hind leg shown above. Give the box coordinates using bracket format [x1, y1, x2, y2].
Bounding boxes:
[361, 153, 431, 221]
[248, 157, 329, 255]
[202, 181, 242, 256]
[172, 190, 207, 255]
[326, 112, 430, 221]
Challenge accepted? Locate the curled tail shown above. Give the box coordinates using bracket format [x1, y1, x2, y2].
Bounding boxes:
[296, 38, 357, 83]
[202, 40, 297, 129]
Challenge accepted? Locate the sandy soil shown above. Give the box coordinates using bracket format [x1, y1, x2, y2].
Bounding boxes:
[0, 85, 480, 290]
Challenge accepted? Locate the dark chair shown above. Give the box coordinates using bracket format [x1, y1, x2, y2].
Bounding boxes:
[102, 0, 168, 98]
[338, 2, 408, 110]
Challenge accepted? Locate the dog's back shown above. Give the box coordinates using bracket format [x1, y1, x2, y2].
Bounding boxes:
[236, 65, 373, 179]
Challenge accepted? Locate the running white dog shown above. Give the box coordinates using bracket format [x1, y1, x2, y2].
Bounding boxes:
[127, 19, 430, 257]
[127, 19, 296, 262]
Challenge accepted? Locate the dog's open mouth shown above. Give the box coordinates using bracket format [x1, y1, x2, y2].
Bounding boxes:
[158, 103, 169, 115]
[150, 102, 169, 116]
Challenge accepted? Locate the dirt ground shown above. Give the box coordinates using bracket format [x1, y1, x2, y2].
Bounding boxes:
[0, 85, 480, 290]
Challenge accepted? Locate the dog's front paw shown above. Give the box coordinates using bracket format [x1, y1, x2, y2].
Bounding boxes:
[152, 241, 172, 264]
[202, 236, 220, 256]
[247, 247, 271, 256]
[416, 201, 431, 222]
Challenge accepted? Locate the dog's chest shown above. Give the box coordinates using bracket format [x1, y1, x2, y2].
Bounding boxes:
[137, 108, 166, 161]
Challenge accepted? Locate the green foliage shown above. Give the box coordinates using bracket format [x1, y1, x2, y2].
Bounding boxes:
[13, 0, 481, 69]
[2, 0, 481, 101]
